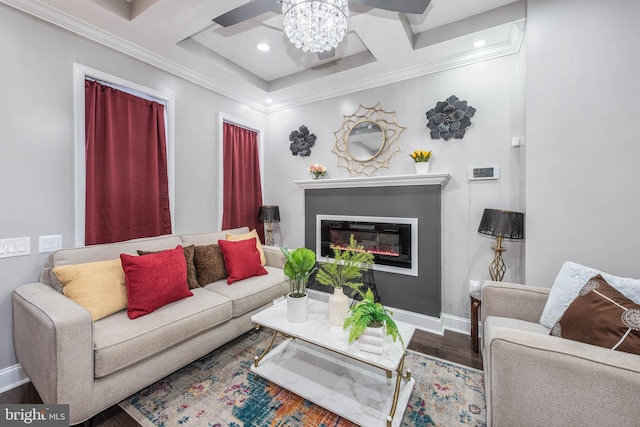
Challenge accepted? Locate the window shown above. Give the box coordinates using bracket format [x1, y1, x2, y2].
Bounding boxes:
[217, 113, 264, 236]
[74, 64, 175, 246]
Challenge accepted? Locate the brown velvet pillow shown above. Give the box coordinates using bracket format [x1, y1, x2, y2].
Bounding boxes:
[193, 244, 228, 285]
[550, 274, 640, 355]
[138, 245, 199, 289]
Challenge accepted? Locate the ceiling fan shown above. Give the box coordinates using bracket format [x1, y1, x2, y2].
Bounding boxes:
[212, 0, 431, 29]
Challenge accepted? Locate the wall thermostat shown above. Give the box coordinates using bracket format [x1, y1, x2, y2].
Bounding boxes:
[468, 166, 499, 181]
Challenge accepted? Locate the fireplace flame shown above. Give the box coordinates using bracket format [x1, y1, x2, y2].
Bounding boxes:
[330, 244, 400, 257]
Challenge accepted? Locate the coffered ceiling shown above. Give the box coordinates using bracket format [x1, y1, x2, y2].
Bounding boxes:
[3, 0, 526, 112]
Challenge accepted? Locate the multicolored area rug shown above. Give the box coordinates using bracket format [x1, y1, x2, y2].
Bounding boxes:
[119, 329, 485, 427]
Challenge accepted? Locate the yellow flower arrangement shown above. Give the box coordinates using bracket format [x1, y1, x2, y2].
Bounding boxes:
[409, 150, 433, 163]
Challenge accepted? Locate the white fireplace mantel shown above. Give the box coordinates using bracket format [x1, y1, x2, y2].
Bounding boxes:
[294, 173, 450, 190]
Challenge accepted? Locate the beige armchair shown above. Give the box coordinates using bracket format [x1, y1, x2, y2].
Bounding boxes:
[481, 281, 640, 427]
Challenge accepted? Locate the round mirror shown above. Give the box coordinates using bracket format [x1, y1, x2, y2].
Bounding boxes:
[346, 121, 385, 162]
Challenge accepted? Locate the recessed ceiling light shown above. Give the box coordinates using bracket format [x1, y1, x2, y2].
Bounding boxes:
[265, 98, 273, 104]
[256, 42, 271, 52]
[473, 40, 487, 48]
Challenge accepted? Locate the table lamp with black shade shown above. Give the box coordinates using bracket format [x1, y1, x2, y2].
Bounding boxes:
[258, 205, 280, 246]
[477, 209, 524, 282]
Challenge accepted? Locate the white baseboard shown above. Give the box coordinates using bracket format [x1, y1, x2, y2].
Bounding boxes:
[0, 364, 29, 394]
[1, 295, 478, 394]
[307, 289, 474, 337]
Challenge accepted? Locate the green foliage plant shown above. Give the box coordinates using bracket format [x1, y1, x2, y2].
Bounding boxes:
[315, 234, 374, 297]
[343, 288, 404, 348]
[281, 246, 317, 298]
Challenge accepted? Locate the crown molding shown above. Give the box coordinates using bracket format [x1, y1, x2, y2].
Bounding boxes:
[1, 0, 268, 112]
[266, 20, 526, 113]
[3, 0, 525, 114]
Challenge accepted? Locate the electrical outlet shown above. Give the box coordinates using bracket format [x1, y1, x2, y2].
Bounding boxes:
[469, 280, 480, 292]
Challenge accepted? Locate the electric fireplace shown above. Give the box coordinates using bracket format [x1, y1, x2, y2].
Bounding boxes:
[316, 214, 418, 276]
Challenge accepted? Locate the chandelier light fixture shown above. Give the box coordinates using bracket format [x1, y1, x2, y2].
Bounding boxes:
[282, 0, 349, 53]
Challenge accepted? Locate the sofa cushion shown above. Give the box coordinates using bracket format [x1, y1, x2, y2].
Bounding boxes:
[179, 227, 249, 247]
[53, 259, 127, 321]
[483, 315, 551, 370]
[193, 244, 227, 285]
[138, 245, 199, 289]
[204, 266, 288, 317]
[550, 275, 640, 354]
[218, 238, 268, 284]
[47, 234, 182, 292]
[93, 288, 232, 378]
[540, 261, 640, 329]
[121, 246, 193, 319]
[225, 229, 266, 266]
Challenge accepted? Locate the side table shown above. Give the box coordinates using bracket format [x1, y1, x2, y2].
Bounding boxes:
[470, 290, 482, 353]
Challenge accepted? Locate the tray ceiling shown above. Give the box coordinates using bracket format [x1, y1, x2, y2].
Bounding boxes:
[3, 0, 526, 112]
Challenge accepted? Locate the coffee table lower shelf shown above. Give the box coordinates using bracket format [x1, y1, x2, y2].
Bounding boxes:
[250, 337, 414, 427]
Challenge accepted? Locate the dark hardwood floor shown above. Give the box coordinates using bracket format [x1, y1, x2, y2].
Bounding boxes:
[1, 329, 482, 426]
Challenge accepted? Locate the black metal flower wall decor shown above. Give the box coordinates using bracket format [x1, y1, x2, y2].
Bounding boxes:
[426, 95, 476, 141]
[288, 125, 316, 156]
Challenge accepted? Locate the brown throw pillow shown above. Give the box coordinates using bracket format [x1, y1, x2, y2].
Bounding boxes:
[193, 244, 228, 285]
[550, 274, 640, 355]
[138, 245, 199, 289]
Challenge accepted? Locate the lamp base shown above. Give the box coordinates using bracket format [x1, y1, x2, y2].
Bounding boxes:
[265, 224, 275, 246]
[489, 238, 507, 282]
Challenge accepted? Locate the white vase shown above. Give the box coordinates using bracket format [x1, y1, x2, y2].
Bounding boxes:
[415, 162, 430, 174]
[287, 293, 308, 323]
[328, 287, 349, 326]
[358, 324, 386, 354]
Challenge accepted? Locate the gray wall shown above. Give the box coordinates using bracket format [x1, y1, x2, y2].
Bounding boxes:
[7, 0, 638, 387]
[525, 0, 640, 285]
[0, 4, 266, 375]
[303, 185, 442, 317]
[265, 53, 526, 322]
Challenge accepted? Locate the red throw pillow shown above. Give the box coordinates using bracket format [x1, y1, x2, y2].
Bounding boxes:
[120, 245, 193, 319]
[217, 238, 268, 284]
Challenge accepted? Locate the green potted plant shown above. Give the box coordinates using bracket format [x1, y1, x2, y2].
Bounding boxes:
[315, 234, 374, 326]
[281, 246, 316, 323]
[343, 288, 404, 354]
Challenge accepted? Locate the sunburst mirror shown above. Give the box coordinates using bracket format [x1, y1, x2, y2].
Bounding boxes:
[333, 103, 406, 176]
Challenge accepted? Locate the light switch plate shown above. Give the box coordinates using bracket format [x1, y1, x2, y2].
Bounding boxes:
[468, 166, 499, 180]
[0, 237, 31, 258]
[39, 235, 62, 253]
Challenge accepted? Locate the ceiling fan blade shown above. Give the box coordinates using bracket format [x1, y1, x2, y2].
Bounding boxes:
[212, 0, 279, 27]
[350, 0, 431, 15]
[317, 49, 336, 60]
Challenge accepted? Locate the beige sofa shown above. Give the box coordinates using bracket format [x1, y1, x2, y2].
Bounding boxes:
[12, 227, 289, 425]
[482, 281, 640, 427]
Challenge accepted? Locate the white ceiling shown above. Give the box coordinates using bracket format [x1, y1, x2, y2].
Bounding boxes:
[4, 0, 526, 112]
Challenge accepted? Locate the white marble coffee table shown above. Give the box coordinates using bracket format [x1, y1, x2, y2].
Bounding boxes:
[250, 298, 415, 427]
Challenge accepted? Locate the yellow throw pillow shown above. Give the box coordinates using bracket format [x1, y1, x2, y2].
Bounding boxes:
[226, 229, 266, 266]
[53, 259, 127, 321]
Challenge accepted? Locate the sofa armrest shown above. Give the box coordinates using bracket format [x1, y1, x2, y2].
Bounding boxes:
[484, 322, 640, 426]
[481, 281, 550, 323]
[263, 245, 286, 269]
[13, 283, 94, 418]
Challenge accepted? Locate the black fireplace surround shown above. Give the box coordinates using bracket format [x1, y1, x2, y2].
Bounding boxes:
[304, 185, 442, 318]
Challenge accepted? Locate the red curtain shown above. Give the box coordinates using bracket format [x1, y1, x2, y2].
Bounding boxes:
[85, 80, 172, 245]
[222, 122, 265, 242]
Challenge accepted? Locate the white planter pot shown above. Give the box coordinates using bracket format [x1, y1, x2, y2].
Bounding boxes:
[328, 287, 349, 326]
[358, 324, 386, 354]
[287, 293, 308, 323]
[415, 162, 430, 174]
